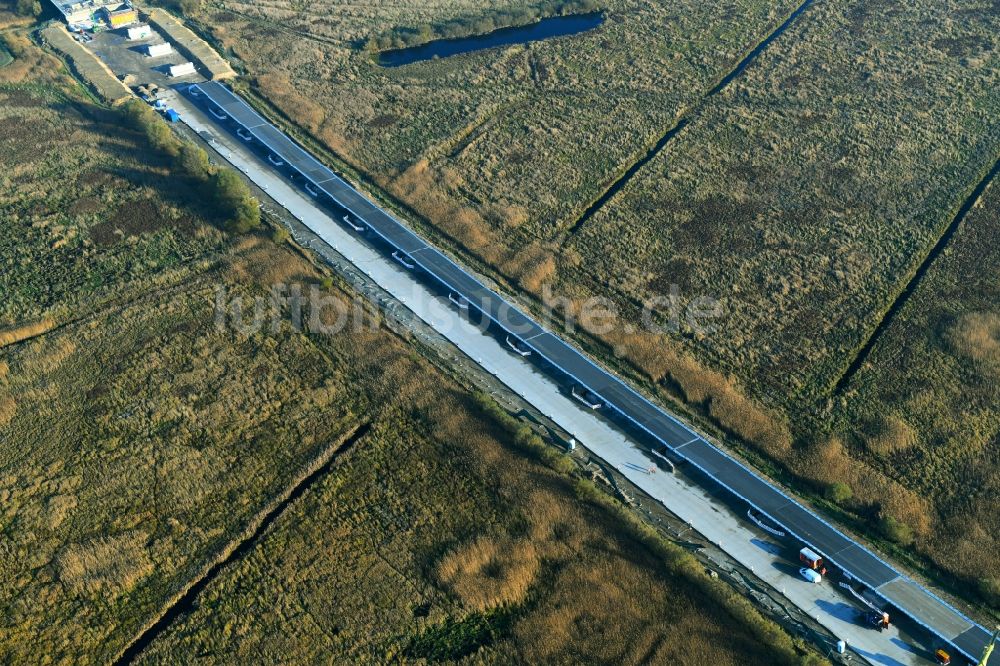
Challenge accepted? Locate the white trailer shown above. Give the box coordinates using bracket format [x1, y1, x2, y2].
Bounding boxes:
[147, 42, 173, 58]
[571, 386, 603, 409]
[168, 61, 196, 78]
[126, 24, 152, 40]
[505, 336, 532, 357]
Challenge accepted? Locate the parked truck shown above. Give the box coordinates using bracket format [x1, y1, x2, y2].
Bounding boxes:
[799, 547, 828, 575]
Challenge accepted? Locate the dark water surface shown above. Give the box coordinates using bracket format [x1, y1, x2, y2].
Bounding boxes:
[379, 12, 604, 67]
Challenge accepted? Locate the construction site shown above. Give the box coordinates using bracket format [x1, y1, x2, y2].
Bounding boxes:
[7, 0, 998, 663]
[39, 0, 234, 110]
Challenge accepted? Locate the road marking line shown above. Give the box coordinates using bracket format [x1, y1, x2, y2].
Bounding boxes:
[673, 436, 700, 450]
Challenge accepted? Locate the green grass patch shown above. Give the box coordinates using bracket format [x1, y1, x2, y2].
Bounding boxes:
[406, 607, 519, 661]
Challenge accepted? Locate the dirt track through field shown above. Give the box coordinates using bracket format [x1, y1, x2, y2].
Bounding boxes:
[113, 422, 372, 665]
[564, 0, 816, 237]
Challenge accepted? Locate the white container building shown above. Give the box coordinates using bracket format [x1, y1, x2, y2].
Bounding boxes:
[126, 24, 151, 40]
[168, 61, 196, 78]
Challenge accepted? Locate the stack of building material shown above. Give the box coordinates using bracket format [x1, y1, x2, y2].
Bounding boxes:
[126, 24, 151, 40]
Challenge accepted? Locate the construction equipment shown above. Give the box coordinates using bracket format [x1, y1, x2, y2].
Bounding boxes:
[746, 508, 786, 537]
[448, 292, 469, 309]
[343, 215, 365, 232]
[864, 609, 890, 631]
[649, 447, 675, 473]
[392, 251, 415, 269]
[839, 580, 890, 630]
[505, 336, 532, 357]
[571, 386, 602, 409]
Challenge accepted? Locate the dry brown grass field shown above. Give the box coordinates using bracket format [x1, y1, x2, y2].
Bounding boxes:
[133, 381, 807, 665]
[0, 60, 228, 329]
[199, 0, 800, 268]
[560, 0, 1000, 607]
[566, 0, 1000, 406]
[835, 179, 1000, 606]
[191, 0, 1000, 610]
[0, 35, 819, 664]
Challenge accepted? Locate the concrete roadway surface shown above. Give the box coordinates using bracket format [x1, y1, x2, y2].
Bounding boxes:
[162, 88, 936, 666]
[183, 83, 1000, 666]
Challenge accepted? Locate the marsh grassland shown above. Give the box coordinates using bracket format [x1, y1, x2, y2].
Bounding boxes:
[0, 31, 815, 663]
[192, 0, 1000, 609]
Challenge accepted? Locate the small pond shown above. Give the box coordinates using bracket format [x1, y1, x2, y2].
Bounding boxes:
[379, 12, 605, 67]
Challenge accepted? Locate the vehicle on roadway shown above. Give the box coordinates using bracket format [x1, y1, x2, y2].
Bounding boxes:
[236, 127, 253, 142]
[267, 154, 285, 167]
[506, 336, 532, 357]
[392, 251, 416, 269]
[304, 182, 320, 197]
[209, 106, 227, 121]
[448, 292, 470, 310]
[935, 648, 951, 665]
[343, 214, 365, 232]
[572, 386, 603, 409]
[799, 567, 822, 584]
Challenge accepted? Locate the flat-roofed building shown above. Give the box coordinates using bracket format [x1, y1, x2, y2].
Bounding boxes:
[104, 5, 138, 28]
[48, 0, 137, 30]
[48, 0, 112, 28]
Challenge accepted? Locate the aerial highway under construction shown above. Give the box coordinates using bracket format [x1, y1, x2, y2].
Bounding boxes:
[185, 80, 998, 664]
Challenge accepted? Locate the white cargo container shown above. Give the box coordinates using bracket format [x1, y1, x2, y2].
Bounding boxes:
[146, 42, 173, 58]
[126, 24, 152, 40]
[168, 61, 196, 78]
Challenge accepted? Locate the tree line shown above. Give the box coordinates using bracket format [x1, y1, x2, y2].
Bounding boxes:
[122, 100, 260, 233]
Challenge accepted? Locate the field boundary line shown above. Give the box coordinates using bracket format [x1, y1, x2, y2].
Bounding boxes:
[561, 0, 816, 239]
[832, 154, 1000, 394]
[113, 421, 372, 665]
